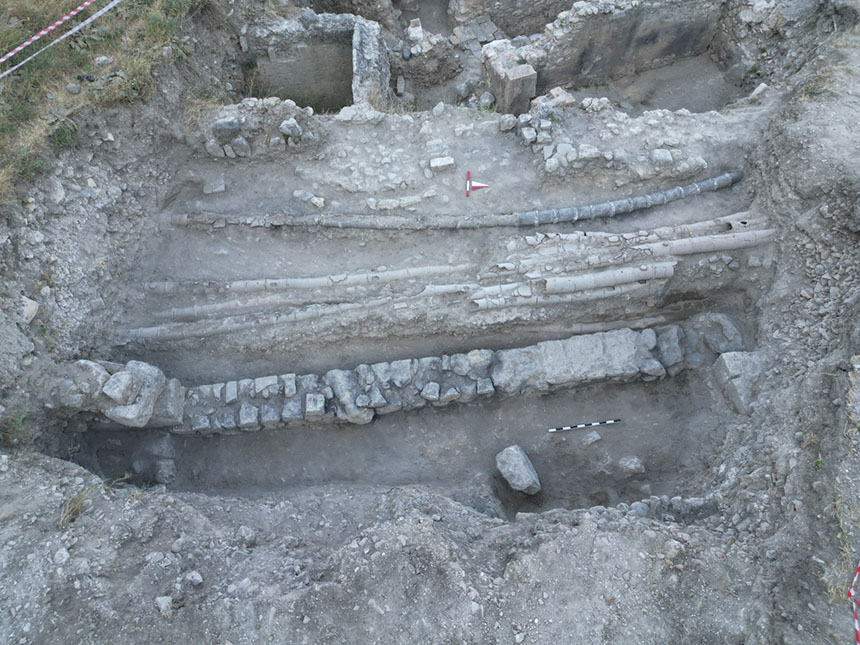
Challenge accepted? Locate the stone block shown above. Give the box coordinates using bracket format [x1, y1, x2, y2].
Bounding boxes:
[103, 361, 167, 428]
[224, 381, 239, 404]
[216, 408, 238, 431]
[212, 117, 240, 144]
[282, 397, 303, 421]
[490, 329, 645, 394]
[324, 369, 374, 424]
[189, 413, 211, 433]
[495, 445, 541, 495]
[254, 375, 280, 398]
[619, 456, 645, 477]
[368, 386, 387, 408]
[476, 378, 494, 396]
[305, 393, 326, 417]
[238, 378, 254, 397]
[458, 380, 478, 403]
[429, 156, 455, 171]
[377, 388, 403, 415]
[420, 382, 440, 401]
[149, 379, 185, 427]
[102, 370, 142, 405]
[713, 351, 763, 415]
[231, 135, 251, 157]
[692, 313, 745, 354]
[656, 325, 685, 372]
[299, 374, 319, 391]
[390, 360, 414, 387]
[582, 431, 601, 446]
[495, 63, 536, 115]
[260, 403, 281, 428]
[440, 387, 460, 404]
[238, 402, 260, 430]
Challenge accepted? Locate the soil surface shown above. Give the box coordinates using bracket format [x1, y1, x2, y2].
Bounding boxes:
[2, 0, 860, 643]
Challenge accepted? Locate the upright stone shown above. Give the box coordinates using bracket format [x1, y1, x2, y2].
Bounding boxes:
[260, 403, 281, 428]
[305, 393, 326, 417]
[149, 378, 185, 427]
[224, 381, 239, 404]
[282, 397, 303, 421]
[324, 370, 374, 424]
[238, 402, 260, 430]
[713, 351, 763, 415]
[483, 41, 536, 115]
[280, 374, 297, 397]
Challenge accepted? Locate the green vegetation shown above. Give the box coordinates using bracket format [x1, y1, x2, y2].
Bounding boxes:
[0, 406, 27, 448]
[799, 67, 840, 101]
[0, 0, 211, 202]
[47, 122, 78, 148]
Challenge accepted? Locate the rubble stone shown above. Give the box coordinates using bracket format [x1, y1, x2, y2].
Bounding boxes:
[103, 362, 167, 428]
[305, 393, 326, 417]
[495, 445, 541, 495]
[102, 370, 142, 405]
[238, 402, 260, 429]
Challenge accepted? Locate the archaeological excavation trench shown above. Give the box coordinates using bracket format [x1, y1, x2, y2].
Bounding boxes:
[54, 0, 786, 519]
[70, 172, 773, 517]
[6, 0, 860, 640]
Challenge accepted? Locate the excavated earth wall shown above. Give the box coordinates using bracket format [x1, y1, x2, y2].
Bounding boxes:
[1, 0, 860, 644]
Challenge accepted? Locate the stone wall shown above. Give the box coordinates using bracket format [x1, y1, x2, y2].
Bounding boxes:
[42, 360, 184, 428]
[449, 0, 571, 37]
[310, 0, 401, 32]
[535, 0, 721, 92]
[244, 11, 392, 112]
[480, 0, 721, 113]
[48, 314, 753, 434]
[174, 326, 681, 434]
[199, 97, 318, 161]
[257, 39, 354, 112]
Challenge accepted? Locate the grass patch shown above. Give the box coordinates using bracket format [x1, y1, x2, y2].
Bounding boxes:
[58, 488, 91, 528]
[799, 69, 839, 101]
[824, 483, 856, 604]
[0, 0, 212, 202]
[47, 122, 78, 148]
[0, 407, 27, 448]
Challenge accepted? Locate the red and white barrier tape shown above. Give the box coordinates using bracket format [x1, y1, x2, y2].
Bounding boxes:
[0, 0, 126, 82]
[0, 0, 99, 64]
[849, 559, 860, 644]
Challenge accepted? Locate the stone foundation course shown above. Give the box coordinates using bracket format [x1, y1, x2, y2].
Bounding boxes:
[174, 325, 682, 434]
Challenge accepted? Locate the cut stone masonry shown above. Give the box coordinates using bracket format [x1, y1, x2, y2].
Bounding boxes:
[478, 0, 721, 114]
[55, 312, 751, 434]
[176, 326, 681, 434]
[243, 11, 392, 112]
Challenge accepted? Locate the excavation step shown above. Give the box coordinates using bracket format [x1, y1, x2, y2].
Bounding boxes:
[176, 171, 744, 230]
[122, 213, 772, 345]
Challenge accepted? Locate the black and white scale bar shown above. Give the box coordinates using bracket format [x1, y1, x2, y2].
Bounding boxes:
[548, 419, 622, 433]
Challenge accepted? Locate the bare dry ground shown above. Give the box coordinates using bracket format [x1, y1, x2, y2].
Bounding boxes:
[1, 0, 860, 643]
